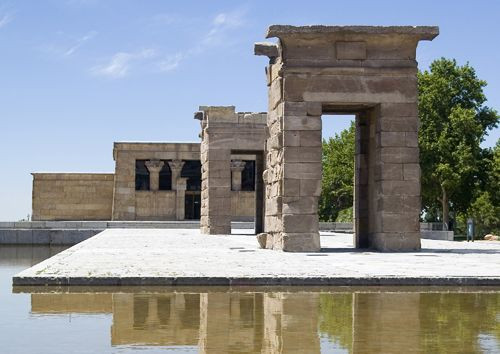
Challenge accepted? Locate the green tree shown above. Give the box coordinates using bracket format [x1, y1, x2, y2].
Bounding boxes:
[320, 122, 355, 221]
[468, 140, 500, 236]
[418, 58, 499, 225]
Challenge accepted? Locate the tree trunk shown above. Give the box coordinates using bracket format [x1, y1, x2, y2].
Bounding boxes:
[441, 187, 449, 229]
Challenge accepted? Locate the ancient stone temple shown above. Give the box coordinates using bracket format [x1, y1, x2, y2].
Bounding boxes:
[30, 24, 440, 254]
[254, 25, 438, 252]
[31, 142, 257, 221]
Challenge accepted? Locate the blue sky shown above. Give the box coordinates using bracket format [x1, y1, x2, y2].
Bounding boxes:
[0, 0, 499, 220]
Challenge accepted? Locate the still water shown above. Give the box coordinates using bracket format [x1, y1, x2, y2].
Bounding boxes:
[1, 245, 499, 353]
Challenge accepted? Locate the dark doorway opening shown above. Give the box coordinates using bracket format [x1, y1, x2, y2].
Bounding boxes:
[231, 150, 265, 235]
[185, 193, 201, 220]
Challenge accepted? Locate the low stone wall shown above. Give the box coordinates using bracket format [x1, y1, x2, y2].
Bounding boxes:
[0, 221, 455, 244]
[32, 173, 114, 221]
[421, 230, 454, 241]
[0, 229, 101, 245]
[319, 222, 354, 232]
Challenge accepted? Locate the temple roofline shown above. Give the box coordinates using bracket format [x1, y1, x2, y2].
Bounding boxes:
[266, 25, 439, 40]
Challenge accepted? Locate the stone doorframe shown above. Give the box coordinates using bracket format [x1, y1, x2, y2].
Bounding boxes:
[195, 106, 267, 235]
[255, 25, 438, 252]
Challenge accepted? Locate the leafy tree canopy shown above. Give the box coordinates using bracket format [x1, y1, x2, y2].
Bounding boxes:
[319, 121, 355, 222]
[418, 58, 499, 224]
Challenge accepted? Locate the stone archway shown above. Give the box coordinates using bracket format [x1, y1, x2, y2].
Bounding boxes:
[255, 25, 438, 252]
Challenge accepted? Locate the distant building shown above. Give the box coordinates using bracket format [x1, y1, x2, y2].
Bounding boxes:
[31, 141, 256, 221]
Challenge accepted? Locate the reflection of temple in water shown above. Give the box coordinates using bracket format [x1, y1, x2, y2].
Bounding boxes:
[30, 291, 322, 352]
[29, 291, 499, 353]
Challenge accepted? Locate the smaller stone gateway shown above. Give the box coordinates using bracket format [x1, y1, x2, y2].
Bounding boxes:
[196, 106, 267, 235]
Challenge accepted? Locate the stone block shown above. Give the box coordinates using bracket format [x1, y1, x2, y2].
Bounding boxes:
[381, 147, 419, 163]
[378, 180, 420, 196]
[283, 197, 319, 214]
[280, 232, 321, 252]
[282, 214, 319, 233]
[306, 102, 323, 116]
[32, 230, 51, 244]
[374, 163, 403, 181]
[377, 195, 420, 214]
[379, 103, 418, 117]
[283, 178, 300, 197]
[403, 164, 420, 181]
[283, 163, 322, 180]
[282, 147, 322, 162]
[283, 116, 321, 131]
[0, 230, 17, 244]
[336, 41, 366, 60]
[378, 116, 418, 132]
[299, 131, 322, 147]
[381, 213, 420, 233]
[378, 132, 406, 147]
[370, 232, 421, 251]
[283, 102, 307, 115]
[405, 132, 419, 147]
[283, 131, 300, 147]
[16, 230, 33, 244]
[285, 74, 417, 103]
[300, 179, 322, 197]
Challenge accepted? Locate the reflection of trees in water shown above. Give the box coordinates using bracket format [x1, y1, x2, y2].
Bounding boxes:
[419, 293, 500, 353]
[318, 293, 353, 351]
[317, 292, 500, 353]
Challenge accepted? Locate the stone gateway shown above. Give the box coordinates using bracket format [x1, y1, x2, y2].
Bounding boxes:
[254, 25, 438, 252]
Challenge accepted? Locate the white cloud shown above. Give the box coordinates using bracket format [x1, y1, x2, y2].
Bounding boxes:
[64, 31, 97, 56]
[91, 48, 156, 78]
[0, 13, 13, 28]
[89, 7, 246, 79]
[201, 9, 245, 47]
[157, 53, 183, 72]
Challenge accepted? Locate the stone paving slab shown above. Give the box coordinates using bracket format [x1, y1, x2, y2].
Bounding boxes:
[13, 229, 500, 286]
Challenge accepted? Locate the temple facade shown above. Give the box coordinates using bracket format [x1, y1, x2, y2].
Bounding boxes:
[32, 140, 257, 221]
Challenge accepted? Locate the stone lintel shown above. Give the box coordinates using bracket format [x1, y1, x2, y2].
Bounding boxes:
[266, 25, 439, 41]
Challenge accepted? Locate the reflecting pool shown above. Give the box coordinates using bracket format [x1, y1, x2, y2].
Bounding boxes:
[1, 245, 499, 353]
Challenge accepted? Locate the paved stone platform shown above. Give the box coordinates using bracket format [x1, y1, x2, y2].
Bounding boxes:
[13, 229, 500, 286]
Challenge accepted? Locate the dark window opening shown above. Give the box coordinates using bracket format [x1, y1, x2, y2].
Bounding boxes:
[159, 161, 172, 190]
[135, 160, 150, 191]
[241, 160, 255, 191]
[181, 160, 201, 191]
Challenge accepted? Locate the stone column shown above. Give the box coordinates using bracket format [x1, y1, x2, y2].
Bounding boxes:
[175, 177, 188, 220]
[200, 148, 232, 234]
[262, 293, 320, 352]
[372, 103, 421, 251]
[145, 159, 164, 191]
[255, 153, 265, 234]
[168, 160, 185, 190]
[230, 160, 246, 191]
